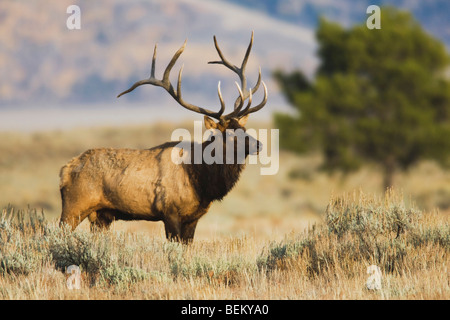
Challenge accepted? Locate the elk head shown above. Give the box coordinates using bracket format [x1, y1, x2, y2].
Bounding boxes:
[203, 115, 262, 165]
[117, 31, 268, 164]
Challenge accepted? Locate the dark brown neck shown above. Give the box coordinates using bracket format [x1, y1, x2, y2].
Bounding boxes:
[184, 141, 246, 203]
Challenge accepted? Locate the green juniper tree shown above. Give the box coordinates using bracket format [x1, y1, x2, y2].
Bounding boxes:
[275, 8, 450, 189]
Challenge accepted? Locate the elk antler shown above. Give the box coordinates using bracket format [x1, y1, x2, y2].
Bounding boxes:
[208, 31, 268, 120]
[117, 32, 267, 123]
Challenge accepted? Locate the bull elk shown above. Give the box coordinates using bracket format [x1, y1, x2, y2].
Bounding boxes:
[59, 32, 268, 243]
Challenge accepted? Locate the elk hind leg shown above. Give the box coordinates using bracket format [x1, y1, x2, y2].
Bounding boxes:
[60, 206, 95, 231]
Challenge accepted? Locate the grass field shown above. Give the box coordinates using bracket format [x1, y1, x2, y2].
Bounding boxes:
[0, 190, 448, 299]
[0, 122, 449, 299]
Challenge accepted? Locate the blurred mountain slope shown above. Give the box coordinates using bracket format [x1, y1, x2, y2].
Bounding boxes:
[0, 0, 315, 112]
[0, 0, 447, 114]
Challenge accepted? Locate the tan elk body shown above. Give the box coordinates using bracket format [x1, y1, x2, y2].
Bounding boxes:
[59, 32, 267, 243]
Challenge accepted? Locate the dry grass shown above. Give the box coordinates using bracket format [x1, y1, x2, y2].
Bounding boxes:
[0, 190, 448, 299]
[0, 122, 449, 299]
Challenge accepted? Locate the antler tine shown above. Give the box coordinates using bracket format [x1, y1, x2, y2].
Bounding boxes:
[150, 43, 157, 78]
[217, 81, 226, 118]
[176, 64, 184, 99]
[234, 64, 261, 110]
[238, 81, 268, 117]
[208, 36, 238, 73]
[163, 40, 187, 85]
[239, 88, 253, 116]
[234, 81, 245, 112]
[117, 79, 151, 98]
[251, 66, 261, 94]
[117, 43, 161, 98]
[240, 31, 254, 72]
[221, 82, 247, 120]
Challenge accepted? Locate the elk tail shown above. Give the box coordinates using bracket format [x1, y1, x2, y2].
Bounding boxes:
[59, 164, 72, 189]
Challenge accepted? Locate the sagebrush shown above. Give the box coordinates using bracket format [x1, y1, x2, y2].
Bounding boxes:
[0, 190, 448, 299]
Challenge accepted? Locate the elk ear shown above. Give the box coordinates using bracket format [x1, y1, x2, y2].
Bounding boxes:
[204, 116, 217, 130]
[238, 114, 249, 127]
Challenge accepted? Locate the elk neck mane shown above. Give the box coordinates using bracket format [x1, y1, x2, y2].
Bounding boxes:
[182, 140, 246, 203]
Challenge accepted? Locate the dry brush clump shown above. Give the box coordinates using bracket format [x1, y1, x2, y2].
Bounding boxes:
[0, 206, 47, 276]
[46, 226, 152, 287]
[165, 240, 257, 287]
[0, 206, 155, 289]
[0, 205, 256, 292]
[257, 190, 449, 280]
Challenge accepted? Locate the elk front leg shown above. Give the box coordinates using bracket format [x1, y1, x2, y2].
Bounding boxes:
[180, 219, 199, 244]
[163, 214, 182, 242]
